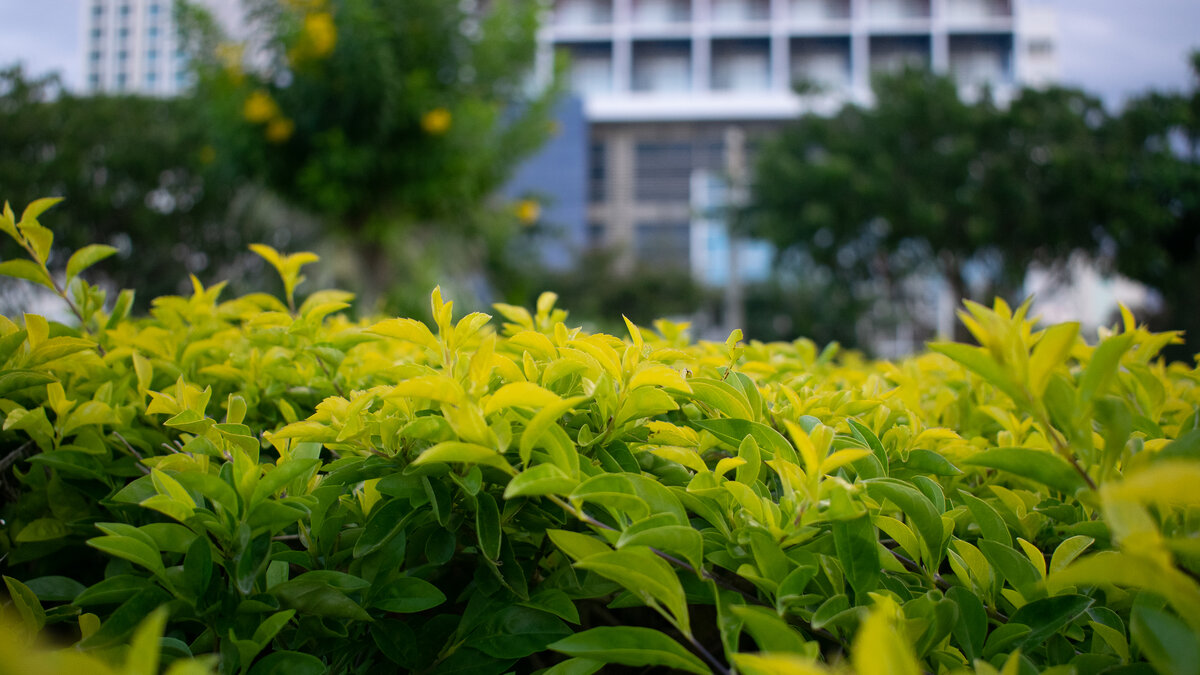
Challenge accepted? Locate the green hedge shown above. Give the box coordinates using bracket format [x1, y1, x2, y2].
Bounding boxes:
[1, 199, 1199, 675]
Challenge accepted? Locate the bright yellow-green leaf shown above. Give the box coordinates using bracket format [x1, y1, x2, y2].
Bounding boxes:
[485, 381, 562, 414]
[1028, 322, 1079, 396]
[731, 653, 829, 675]
[66, 244, 119, 281]
[412, 441, 515, 475]
[368, 318, 439, 351]
[628, 365, 691, 393]
[851, 601, 921, 675]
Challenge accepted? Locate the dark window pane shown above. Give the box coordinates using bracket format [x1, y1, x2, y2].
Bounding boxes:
[635, 142, 692, 202]
[635, 222, 691, 268]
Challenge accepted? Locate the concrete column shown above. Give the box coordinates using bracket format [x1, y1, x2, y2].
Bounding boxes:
[931, 0, 949, 73]
[608, 129, 639, 273]
[770, 0, 791, 91]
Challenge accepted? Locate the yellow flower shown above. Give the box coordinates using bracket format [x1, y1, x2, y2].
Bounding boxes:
[243, 90, 280, 124]
[216, 42, 245, 84]
[266, 117, 295, 144]
[421, 108, 452, 135]
[198, 145, 217, 165]
[303, 12, 337, 59]
[515, 199, 541, 226]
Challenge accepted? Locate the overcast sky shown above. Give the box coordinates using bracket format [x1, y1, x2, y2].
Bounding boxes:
[1, 1, 1197, 106]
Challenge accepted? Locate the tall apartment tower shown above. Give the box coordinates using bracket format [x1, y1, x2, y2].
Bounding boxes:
[541, 0, 1058, 275]
[80, 0, 243, 95]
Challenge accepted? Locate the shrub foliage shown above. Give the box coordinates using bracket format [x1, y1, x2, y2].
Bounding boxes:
[1, 200, 1199, 675]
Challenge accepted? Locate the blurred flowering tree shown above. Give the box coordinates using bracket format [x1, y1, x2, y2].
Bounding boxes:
[180, 0, 561, 311]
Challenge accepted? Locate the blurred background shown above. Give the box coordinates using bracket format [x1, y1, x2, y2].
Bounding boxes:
[0, 0, 1197, 358]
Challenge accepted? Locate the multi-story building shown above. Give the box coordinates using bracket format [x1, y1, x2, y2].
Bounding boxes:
[80, 0, 243, 95]
[537, 0, 1058, 278]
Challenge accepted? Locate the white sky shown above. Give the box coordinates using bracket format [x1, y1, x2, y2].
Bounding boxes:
[0, 1, 1197, 106]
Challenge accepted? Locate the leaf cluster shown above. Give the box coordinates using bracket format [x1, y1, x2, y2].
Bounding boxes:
[2, 200, 1199, 674]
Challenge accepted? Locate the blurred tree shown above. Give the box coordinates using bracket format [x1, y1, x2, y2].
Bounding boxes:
[0, 65, 255, 303]
[1106, 53, 1200, 358]
[181, 0, 561, 314]
[748, 68, 1135, 342]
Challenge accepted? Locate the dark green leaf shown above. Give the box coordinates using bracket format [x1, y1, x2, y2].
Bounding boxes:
[1130, 603, 1200, 675]
[22, 576, 86, 603]
[963, 447, 1087, 495]
[476, 492, 502, 561]
[690, 418, 798, 464]
[1010, 594, 1094, 649]
[863, 478, 945, 564]
[729, 604, 810, 653]
[979, 540, 1042, 593]
[272, 579, 371, 621]
[947, 586, 987, 662]
[246, 650, 326, 675]
[3, 576, 45, 635]
[959, 490, 1012, 546]
[471, 605, 572, 659]
[371, 576, 446, 613]
[832, 513, 880, 598]
[353, 496, 411, 559]
[79, 588, 170, 648]
[74, 575, 153, 606]
[898, 449, 962, 476]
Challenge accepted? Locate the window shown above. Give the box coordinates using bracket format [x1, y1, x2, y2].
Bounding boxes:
[149, 27, 160, 39]
[1028, 39, 1053, 56]
[790, 0, 851, 20]
[945, 0, 1011, 20]
[92, 4, 104, 16]
[119, 4, 131, 16]
[88, 73, 100, 88]
[711, 0, 770, 22]
[119, 27, 129, 39]
[949, 34, 1012, 87]
[91, 28, 103, 39]
[711, 39, 771, 92]
[586, 222, 605, 246]
[635, 222, 691, 268]
[559, 43, 613, 94]
[636, 142, 692, 202]
[554, 0, 612, 26]
[869, 35, 930, 74]
[632, 41, 691, 93]
[117, 50, 128, 61]
[148, 49, 159, 61]
[588, 142, 606, 203]
[632, 0, 690, 24]
[149, 3, 161, 14]
[90, 50, 102, 62]
[116, 73, 128, 89]
[867, 0, 931, 19]
[147, 72, 158, 85]
[791, 37, 851, 92]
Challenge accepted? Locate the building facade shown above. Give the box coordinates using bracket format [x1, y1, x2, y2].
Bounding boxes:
[540, 0, 1058, 275]
[80, 0, 244, 95]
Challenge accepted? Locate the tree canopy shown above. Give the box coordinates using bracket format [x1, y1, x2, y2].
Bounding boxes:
[0, 66, 250, 302]
[750, 64, 1199, 354]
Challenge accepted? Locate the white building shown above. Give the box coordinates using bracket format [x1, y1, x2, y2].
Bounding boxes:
[541, 0, 1058, 276]
[80, 0, 243, 95]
